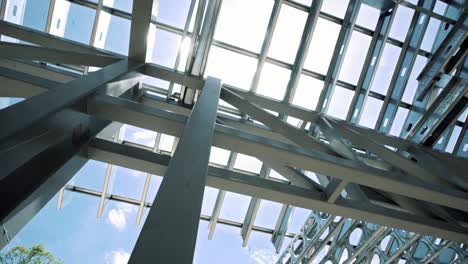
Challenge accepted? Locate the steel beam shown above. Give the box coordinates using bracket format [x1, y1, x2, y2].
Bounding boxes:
[128, 77, 221, 263]
[416, 8, 468, 101]
[0, 42, 120, 67]
[86, 94, 468, 213]
[0, 59, 142, 149]
[128, 0, 155, 61]
[376, 0, 436, 133]
[181, 0, 221, 104]
[281, 0, 323, 105]
[347, 6, 396, 123]
[87, 139, 468, 243]
[250, 0, 283, 92]
[315, 0, 362, 114]
[0, 109, 109, 249]
[0, 20, 119, 57]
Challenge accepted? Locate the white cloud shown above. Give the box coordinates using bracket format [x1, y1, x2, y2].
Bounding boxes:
[249, 249, 278, 264]
[107, 203, 136, 231]
[105, 249, 130, 264]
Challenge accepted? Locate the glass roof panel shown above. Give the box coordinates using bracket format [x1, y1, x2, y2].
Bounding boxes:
[402, 55, 428, 104]
[234, 153, 263, 174]
[219, 192, 250, 222]
[209, 147, 231, 166]
[389, 5, 415, 41]
[356, 3, 380, 30]
[147, 28, 181, 67]
[109, 166, 146, 200]
[321, 0, 350, 18]
[446, 126, 462, 153]
[156, 0, 192, 29]
[292, 74, 323, 110]
[304, 18, 341, 75]
[256, 62, 291, 100]
[267, 4, 307, 64]
[104, 0, 133, 13]
[370, 43, 401, 95]
[358, 97, 383, 129]
[204, 46, 257, 89]
[214, 0, 273, 53]
[326, 85, 354, 120]
[18, 0, 50, 31]
[390, 107, 409, 137]
[201, 187, 218, 216]
[421, 17, 442, 52]
[254, 200, 282, 229]
[68, 160, 106, 192]
[339, 30, 372, 85]
[102, 13, 130, 55]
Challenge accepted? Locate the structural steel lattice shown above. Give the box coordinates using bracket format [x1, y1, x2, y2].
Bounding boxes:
[0, 0, 467, 263]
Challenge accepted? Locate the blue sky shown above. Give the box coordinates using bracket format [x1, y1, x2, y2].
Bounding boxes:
[0, 0, 463, 263]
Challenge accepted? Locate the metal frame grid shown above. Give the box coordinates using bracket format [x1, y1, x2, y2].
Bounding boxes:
[0, 0, 467, 263]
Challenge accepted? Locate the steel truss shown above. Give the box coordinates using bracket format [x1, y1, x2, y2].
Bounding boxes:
[0, 0, 467, 263]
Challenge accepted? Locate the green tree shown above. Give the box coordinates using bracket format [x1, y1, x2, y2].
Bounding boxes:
[0, 244, 62, 264]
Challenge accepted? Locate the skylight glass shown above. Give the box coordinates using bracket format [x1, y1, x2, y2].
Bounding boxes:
[204, 46, 257, 89]
[267, 4, 307, 64]
[389, 5, 415, 41]
[102, 13, 130, 55]
[390, 107, 409, 136]
[402, 55, 428, 104]
[68, 160, 106, 192]
[234, 153, 263, 174]
[358, 97, 383, 129]
[292, 74, 324, 110]
[370, 43, 401, 95]
[321, 0, 350, 19]
[209, 147, 231, 166]
[147, 28, 181, 67]
[254, 200, 282, 229]
[256, 62, 291, 100]
[421, 16, 442, 52]
[214, 0, 272, 52]
[3, 0, 467, 262]
[219, 192, 250, 222]
[356, 3, 379, 30]
[326, 86, 354, 120]
[339, 31, 372, 85]
[446, 126, 462, 153]
[156, 0, 192, 29]
[110, 166, 146, 200]
[16, 0, 49, 31]
[304, 18, 341, 75]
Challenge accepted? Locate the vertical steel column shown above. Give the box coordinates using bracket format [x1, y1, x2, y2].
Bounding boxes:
[128, 77, 221, 264]
[182, 0, 221, 105]
[347, 5, 397, 123]
[376, 0, 436, 133]
[128, 0, 155, 61]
